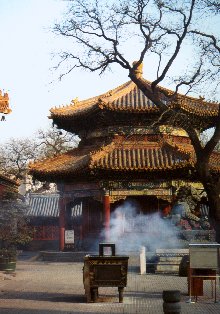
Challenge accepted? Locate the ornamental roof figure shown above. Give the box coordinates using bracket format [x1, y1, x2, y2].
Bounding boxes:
[0, 90, 12, 115]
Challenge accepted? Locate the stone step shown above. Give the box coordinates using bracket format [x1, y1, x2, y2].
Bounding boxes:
[159, 256, 183, 262]
[155, 264, 180, 273]
[40, 251, 93, 262]
[152, 249, 189, 274]
[40, 250, 141, 264]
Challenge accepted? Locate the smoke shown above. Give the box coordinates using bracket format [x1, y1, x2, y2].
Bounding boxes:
[101, 199, 180, 253]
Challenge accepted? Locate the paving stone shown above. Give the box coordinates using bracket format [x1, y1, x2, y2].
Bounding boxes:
[0, 255, 220, 313]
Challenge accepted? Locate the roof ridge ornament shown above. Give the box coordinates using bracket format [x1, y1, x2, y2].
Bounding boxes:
[199, 96, 205, 101]
[71, 97, 79, 105]
[0, 90, 11, 120]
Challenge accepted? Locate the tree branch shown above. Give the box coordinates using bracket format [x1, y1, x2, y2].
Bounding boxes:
[190, 30, 220, 53]
[151, 0, 196, 90]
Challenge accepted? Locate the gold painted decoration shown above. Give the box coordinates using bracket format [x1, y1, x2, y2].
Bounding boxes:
[0, 91, 11, 115]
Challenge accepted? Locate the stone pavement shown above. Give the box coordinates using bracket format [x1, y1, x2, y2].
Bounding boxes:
[0, 253, 220, 314]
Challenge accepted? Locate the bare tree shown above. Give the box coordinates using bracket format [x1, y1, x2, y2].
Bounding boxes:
[0, 138, 38, 180]
[54, 0, 220, 239]
[0, 191, 32, 251]
[0, 139, 33, 252]
[0, 127, 79, 180]
[203, 1, 220, 13]
[36, 127, 80, 158]
[201, 131, 220, 151]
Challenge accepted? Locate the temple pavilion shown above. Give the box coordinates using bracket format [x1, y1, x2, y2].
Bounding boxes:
[29, 76, 220, 251]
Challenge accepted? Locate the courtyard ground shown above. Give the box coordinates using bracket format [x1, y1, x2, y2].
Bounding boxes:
[0, 252, 220, 314]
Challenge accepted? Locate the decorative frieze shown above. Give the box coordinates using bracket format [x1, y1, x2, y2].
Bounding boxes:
[109, 189, 172, 197]
[100, 180, 171, 190]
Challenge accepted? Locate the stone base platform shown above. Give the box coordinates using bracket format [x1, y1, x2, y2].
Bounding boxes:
[155, 249, 189, 274]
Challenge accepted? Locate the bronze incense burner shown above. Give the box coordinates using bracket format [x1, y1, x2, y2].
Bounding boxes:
[83, 243, 129, 303]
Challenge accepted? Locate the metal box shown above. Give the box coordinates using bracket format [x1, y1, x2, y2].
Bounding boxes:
[189, 243, 220, 269]
[83, 243, 129, 303]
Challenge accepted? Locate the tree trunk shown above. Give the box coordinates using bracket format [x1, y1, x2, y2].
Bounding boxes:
[203, 184, 220, 243]
[196, 158, 220, 243]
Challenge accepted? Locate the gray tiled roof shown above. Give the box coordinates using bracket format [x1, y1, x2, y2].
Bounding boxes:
[26, 194, 60, 217]
[26, 193, 83, 218]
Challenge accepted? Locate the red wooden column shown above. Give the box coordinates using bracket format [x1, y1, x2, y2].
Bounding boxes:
[103, 194, 111, 242]
[59, 197, 65, 251]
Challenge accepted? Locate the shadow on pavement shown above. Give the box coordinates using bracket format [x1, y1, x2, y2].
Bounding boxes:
[128, 265, 139, 273]
[0, 291, 86, 303]
[1, 290, 165, 302]
[126, 291, 162, 299]
[0, 309, 107, 314]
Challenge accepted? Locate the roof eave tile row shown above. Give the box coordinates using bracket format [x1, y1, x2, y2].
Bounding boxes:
[29, 137, 205, 181]
[49, 80, 219, 121]
[0, 173, 19, 186]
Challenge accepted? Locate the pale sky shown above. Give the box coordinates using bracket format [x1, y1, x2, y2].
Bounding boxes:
[0, 0, 129, 143]
[0, 0, 219, 144]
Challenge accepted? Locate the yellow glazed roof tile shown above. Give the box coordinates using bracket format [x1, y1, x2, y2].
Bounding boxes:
[49, 80, 219, 119]
[29, 135, 206, 180]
